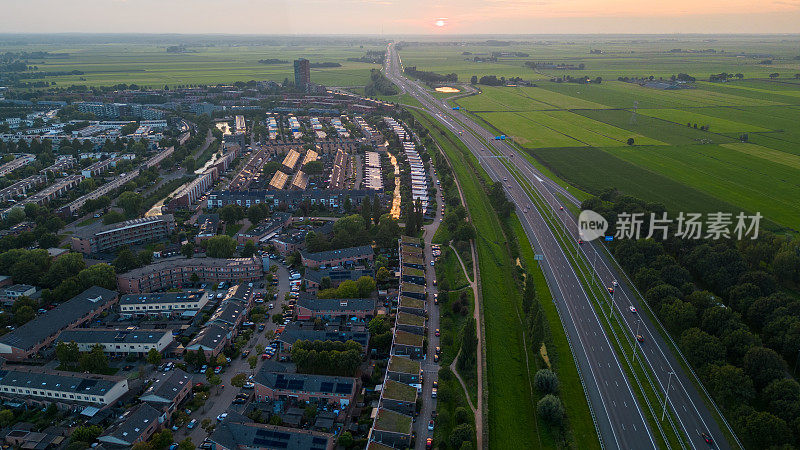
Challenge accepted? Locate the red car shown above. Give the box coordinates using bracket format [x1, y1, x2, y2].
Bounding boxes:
[426, 438, 433, 449]
[701, 433, 713, 445]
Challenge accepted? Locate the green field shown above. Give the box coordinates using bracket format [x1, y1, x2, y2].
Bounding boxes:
[1, 42, 384, 88]
[405, 38, 800, 230]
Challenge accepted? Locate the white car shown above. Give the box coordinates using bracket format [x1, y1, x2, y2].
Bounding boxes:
[216, 413, 228, 422]
[629, 306, 637, 313]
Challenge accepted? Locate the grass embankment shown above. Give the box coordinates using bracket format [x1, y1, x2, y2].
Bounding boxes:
[414, 109, 600, 448]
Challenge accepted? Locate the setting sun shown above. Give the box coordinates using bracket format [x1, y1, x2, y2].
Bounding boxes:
[435, 18, 447, 27]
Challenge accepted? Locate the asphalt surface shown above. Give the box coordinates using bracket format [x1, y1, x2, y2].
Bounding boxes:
[385, 44, 664, 450]
[411, 160, 444, 449]
[384, 43, 736, 450]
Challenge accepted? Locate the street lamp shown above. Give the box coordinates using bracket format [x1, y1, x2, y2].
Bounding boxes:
[662, 371, 675, 421]
[631, 319, 640, 360]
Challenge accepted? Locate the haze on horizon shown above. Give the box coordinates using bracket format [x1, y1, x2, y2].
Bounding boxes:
[4, 0, 800, 35]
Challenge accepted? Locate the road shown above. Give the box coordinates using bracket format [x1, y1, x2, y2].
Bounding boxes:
[384, 43, 735, 450]
[385, 44, 658, 450]
[412, 158, 444, 449]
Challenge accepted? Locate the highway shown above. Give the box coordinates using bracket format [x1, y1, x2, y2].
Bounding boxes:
[384, 43, 736, 450]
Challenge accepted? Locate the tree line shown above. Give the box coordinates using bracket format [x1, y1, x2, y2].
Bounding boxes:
[403, 66, 457, 84]
[584, 189, 800, 449]
[290, 339, 363, 377]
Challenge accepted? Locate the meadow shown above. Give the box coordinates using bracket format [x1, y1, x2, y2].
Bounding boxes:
[1, 40, 385, 88]
[403, 36, 800, 230]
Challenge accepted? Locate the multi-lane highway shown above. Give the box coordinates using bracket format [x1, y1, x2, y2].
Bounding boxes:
[384, 43, 736, 450]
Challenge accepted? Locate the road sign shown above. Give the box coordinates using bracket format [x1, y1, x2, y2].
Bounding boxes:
[534, 254, 544, 261]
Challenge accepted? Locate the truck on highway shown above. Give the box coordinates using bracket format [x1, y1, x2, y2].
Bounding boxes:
[494, 135, 506, 140]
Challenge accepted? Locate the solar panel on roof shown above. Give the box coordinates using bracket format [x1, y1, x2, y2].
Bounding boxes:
[319, 382, 334, 392]
[288, 380, 304, 390]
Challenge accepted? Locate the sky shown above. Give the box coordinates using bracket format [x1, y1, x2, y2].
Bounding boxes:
[4, 0, 800, 35]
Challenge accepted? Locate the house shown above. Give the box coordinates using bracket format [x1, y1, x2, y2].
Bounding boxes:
[0, 367, 128, 410]
[185, 324, 231, 359]
[276, 323, 369, 352]
[98, 403, 164, 447]
[303, 268, 374, 293]
[140, 369, 192, 415]
[367, 442, 396, 450]
[399, 282, 425, 301]
[4, 426, 66, 449]
[55, 329, 173, 356]
[208, 411, 334, 450]
[0, 284, 36, 305]
[398, 296, 425, 316]
[207, 298, 248, 329]
[399, 236, 422, 248]
[368, 408, 413, 449]
[0, 286, 118, 361]
[400, 267, 426, 285]
[253, 370, 356, 407]
[119, 290, 209, 318]
[301, 245, 374, 269]
[233, 211, 292, 245]
[194, 214, 220, 245]
[380, 379, 417, 415]
[386, 356, 421, 385]
[295, 294, 376, 321]
[400, 251, 424, 269]
[395, 312, 425, 335]
[392, 331, 424, 359]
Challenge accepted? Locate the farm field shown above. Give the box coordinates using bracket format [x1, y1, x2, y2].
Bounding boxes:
[1, 41, 384, 88]
[404, 38, 800, 230]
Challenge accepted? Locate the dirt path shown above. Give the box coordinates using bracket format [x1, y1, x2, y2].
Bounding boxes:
[450, 349, 477, 413]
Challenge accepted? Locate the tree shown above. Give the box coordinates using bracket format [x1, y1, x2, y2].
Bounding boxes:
[680, 328, 725, 369]
[178, 438, 194, 450]
[240, 240, 257, 258]
[147, 348, 162, 366]
[79, 344, 109, 374]
[304, 160, 323, 175]
[206, 372, 222, 390]
[537, 394, 565, 426]
[626, 137, 635, 146]
[743, 346, 787, 389]
[737, 409, 790, 449]
[138, 249, 153, 266]
[247, 203, 269, 224]
[0, 409, 13, 428]
[219, 204, 245, 224]
[248, 355, 258, 371]
[77, 263, 117, 290]
[703, 364, 754, 410]
[182, 157, 195, 172]
[205, 235, 237, 258]
[181, 242, 195, 259]
[56, 341, 80, 367]
[70, 425, 103, 444]
[118, 191, 143, 218]
[113, 247, 141, 273]
[38, 233, 60, 249]
[534, 369, 560, 395]
[338, 431, 354, 448]
[231, 373, 247, 387]
[376, 266, 390, 283]
[355, 276, 376, 297]
[659, 299, 696, 335]
[448, 423, 474, 449]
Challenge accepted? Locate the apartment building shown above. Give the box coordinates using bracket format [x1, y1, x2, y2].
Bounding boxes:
[55, 329, 173, 356]
[0, 368, 128, 409]
[119, 290, 210, 317]
[116, 257, 263, 294]
[71, 214, 175, 254]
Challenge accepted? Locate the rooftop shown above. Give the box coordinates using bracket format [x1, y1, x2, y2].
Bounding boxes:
[400, 283, 425, 295]
[56, 329, 171, 345]
[278, 323, 368, 348]
[0, 367, 125, 398]
[382, 379, 417, 403]
[373, 408, 413, 434]
[0, 286, 117, 352]
[98, 403, 161, 446]
[254, 370, 355, 397]
[141, 369, 191, 403]
[74, 214, 174, 239]
[120, 290, 206, 306]
[394, 330, 424, 347]
[388, 356, 420, 374]
[297, 294, 376, 313]
[121, 257, 261, 279]
[396, 312, 425, 328]
[301, 245, 374, 263]
[398, 296, 424, 310]
[210, 411, 332, 450]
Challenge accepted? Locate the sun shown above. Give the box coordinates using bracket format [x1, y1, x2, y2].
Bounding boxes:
[435, 18, 447, 27]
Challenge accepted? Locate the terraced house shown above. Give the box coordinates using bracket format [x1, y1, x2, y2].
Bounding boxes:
[0, 368, 129, 410]
[119, 290, 210, 317]
[55, 329, 173, 356]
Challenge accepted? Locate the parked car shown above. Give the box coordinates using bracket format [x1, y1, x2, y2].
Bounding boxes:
[187, 419, 197, 429]
[216, 413, 228, 422]
[428, 420, 434, 431]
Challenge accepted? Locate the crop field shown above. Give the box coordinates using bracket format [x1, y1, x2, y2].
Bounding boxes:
[404, 36, 800, 229]
[1, 42, 384, 88]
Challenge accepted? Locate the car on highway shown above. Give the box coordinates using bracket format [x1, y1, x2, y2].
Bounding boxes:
[636, 334, 644, 343]
[607, 287, 614, 295]
[701, 433, 713, 445]
[629, 306, 637, 313]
